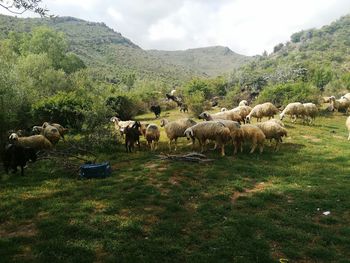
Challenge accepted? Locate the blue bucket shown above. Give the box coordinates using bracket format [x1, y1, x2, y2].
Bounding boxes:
[79, 162, 111, 179]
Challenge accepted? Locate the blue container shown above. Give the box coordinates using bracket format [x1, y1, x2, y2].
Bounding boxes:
[79, 162, 111, 179]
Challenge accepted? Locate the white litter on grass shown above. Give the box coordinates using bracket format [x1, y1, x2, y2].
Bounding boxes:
[323, 211, 331, 216]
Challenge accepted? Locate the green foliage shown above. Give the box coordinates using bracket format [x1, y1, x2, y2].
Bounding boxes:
[310, 67, 333, 90]
[185, 78, 212, 99]
[257, 82, 319, 106]
[32, 92, 92, 129]
[106, 95, 138, 120]
[186, 90, 210, 117]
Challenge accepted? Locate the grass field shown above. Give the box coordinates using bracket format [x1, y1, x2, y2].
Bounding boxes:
[1, 109, 350, 263]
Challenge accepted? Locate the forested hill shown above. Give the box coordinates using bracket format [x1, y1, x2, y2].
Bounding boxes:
[148, 46, 251, 77]
[0, 15, 250, 83]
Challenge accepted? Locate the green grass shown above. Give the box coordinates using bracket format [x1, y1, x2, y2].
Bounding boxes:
[1, 109, 350, 263]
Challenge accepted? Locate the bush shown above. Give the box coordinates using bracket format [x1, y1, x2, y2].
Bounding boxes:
[32, 91, 92, 129]
[256, 82, 320, 106]
[187, 91, 211, 117]
[106, 95, 138, 120]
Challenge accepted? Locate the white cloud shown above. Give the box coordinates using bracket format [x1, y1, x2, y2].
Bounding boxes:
[1, 0, 349, 55]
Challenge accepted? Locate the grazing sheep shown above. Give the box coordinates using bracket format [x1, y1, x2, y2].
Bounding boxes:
[303, 103, 318, 124]
[346, 116, 350, 140]
[184, 121, 231, 156]
[329, 96, 350, 113]
[32, 125, 43, 135]
[9, 133, 53, 150]
[199, 110, 242, 123]
[238, 100, 248, 106]
[231, 106, 252, 124]
[279, 102, 305, 123]
[246, 102, 279, 123]
[256, 120, 287, 151]
[213, 120, 242, 154]
[160, 118, 197, 151]
[322, 96, 332, 103]
[145, 124, 160, 150]
[179, 102, 189, 113]
[150, 105, 161, 118]
[3, 144, 37, 176]
[239, 124, 266, 154]
[110, 117, 135, 138]
[50, 123, 68, 140]
[124, 121, 142, 153]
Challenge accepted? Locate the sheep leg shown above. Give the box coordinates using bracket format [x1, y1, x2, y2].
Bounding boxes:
[274, 139, 280, 152]
[211, 142, 218, 151]
[220, 144, 225, 156]
[259, 143, 264, 154]
[250, 138, 257, 154]
[174, 138, 177, 151]
[348, 132, 350, 140]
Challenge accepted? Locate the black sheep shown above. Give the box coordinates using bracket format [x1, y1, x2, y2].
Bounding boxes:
[150, 105, 161, 118]
[3, 144, 37, 176]
[124, 121, 142, 152]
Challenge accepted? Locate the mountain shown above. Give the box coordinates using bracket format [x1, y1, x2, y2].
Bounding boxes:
[149, 46, 251, 77]
[0, 15, 251, 83]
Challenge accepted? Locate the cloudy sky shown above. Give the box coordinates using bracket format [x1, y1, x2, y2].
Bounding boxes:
[2, 0, 350, 55]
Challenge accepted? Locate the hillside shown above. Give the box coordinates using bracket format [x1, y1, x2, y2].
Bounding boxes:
[149, 46, 251, 77]
[0, 15, 250, 83]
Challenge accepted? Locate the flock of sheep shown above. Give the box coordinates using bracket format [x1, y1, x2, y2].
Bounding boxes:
[3, 91, 350, 176]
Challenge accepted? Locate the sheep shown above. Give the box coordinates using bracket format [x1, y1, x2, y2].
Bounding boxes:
[246, 102, 279, 123]
[238, 100, 248, 106]
[213, 120, 242, 154]
[50, 123, 68, 140]
[220, 107, 227, 112]
[303, 103, 318, 124]
[150, 105, 161, 118]
[184, 121, 231, 156]
[160, 118, 197, 151]
[145, 124, 160, 150]
[124, 121, 142, 152]
[346, 116, 350, 140]
[41, 122, 61, 144]
[329, 96, 350, 113]
[231, 106, 252, 124]
[322, 96, 332, 103]
[32, 125, 43, 135]
[239, 124, 266, 154]
[342, 93, 350, 101]
[179, 102, 188, 113]
[3, 144, 37, 176]
[256, 120, 287, 151]
[9, 133, 53, 150]
[279, 102, 305, 123]
[199, 110, 242, 123]
[110, 117, 135, 138]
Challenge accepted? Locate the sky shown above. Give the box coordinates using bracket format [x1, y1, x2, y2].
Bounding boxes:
[1, 0, 350, 55]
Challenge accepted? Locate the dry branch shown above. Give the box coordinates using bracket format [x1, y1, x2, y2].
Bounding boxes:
[157, 152, 214, 163]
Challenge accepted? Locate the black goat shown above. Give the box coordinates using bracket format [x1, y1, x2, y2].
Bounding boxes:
[3, 144, 37, 176]
[150, 105, 161, 118]
[125, 121, 142, 152]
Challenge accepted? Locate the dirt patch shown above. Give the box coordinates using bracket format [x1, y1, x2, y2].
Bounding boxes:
[302, 135, 322, 142]
[0, 221, 38, 238]
[144, 162, 167, 172]
[231, 181, 273, 204]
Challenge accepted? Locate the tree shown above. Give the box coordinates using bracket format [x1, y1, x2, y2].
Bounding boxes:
[0, 0, 49, 17]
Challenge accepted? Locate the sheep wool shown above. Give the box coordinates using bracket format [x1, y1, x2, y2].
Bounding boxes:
[184, 121, 231, 156]
[303, 103, 318, 124]
[199, 110, 242, 123]
[161, 118, 197, 151]
[10, 134, 53, 150]
[346, 116, 350, 140]
[246, 102, 278, 123]
[145, 124, 160, 150]
[239, 124, 266, 154]
[279, 102, 305, 123]
[256, 120, 287, 151]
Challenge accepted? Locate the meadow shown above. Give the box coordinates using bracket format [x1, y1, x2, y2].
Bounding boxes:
[1, 109, 350, 263]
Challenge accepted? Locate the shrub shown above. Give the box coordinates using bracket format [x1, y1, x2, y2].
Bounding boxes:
[106, 95, 138, 120]
[187, 91, 211, 117]
[32, 91, 92, 129]
[257, 82, 320, 106]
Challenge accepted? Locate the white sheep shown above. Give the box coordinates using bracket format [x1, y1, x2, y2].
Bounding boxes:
[329, 96, 350, 114]
[239, 124, 266, 154]
[184, 121, 231, 156]
[279, 102, 305, 123]
[303, 103, 318, 124]
[346, 116, 350, 140]
[198, 110, 242, 123]
[213, 120, 242, 154]
[256, 120, 287, 151]
[342, 93, 350, 101]
[231, 106, 252, 124]
[160, 118, 197, 151]
[322, 96, 332, 103]
[145, 124, 160, 150]
[9, 133, 53, 150]
[238, 100, 248, 106]
[110, 117, 135, 138]
[246, 102, 279, 123]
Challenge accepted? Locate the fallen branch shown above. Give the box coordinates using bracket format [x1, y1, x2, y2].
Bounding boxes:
[157, 152, 214, 163]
